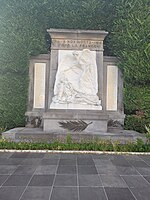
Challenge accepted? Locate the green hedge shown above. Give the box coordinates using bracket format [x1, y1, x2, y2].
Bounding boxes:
[0, 0, 48, 129]
[110, 0, 150, 85]
[124, 86, 150, 114]
[0, 138, 149, 152]
[0, 74, 28, 129]
[124, 86, 150, 133]
[125, 115, 149, 133]
[110, 0, 150, 132]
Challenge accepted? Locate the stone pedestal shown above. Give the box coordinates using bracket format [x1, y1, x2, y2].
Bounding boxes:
[42, 29, 109, 133]
[43, 110, 108, 133]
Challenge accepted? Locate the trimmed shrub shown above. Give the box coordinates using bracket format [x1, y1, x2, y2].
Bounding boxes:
[124, 115, 149, 133]
[124, 85, 150, 132]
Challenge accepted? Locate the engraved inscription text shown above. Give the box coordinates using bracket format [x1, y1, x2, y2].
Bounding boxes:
[52, 39, 103, 50]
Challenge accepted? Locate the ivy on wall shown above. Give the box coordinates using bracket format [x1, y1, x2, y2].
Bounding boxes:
[0, 0, 149, 132]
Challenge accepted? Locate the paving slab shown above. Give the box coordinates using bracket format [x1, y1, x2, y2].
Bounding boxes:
[57, 165, 77, 174]
[116, 166, 139, 175]
[0, 152, 149, 200]
[20, 187, 51, 200]
[100, 174, 128, 188]
[144, 176, 150, 183]
[0, 165, 18, 175]
[131, 187, 150, 200]
[50, 187, 78, 200]
[0, 175, 9, 186]
[59, 158, 76, 165]
[54, 174, 77, 186]
[35, 165, 57, 175]
[29, 175, 55, 186]
[0, 186, 25, 200]
[121, 175, 150, 188]
[40, 158, 59, 165]
[79, 187, 107, 200]
[78, 165, 98, 175]
[12, 165, 37, 175]
[105, 187, 136, 200]
[78, 175, 102, 186]
[3, 175, 32, 186]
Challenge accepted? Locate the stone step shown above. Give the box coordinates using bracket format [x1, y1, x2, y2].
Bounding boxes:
[2, 128, 146, 144]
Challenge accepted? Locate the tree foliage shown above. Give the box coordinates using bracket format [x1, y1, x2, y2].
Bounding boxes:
[0, 0, 48, 128]
[109, 0, 150, 132]
[110, 0, 150, 85]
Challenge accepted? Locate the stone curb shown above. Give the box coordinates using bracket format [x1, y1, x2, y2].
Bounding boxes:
[0, 149, 150, 155]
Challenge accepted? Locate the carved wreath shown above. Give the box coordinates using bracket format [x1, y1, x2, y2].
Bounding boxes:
[58, 120, 92, 132]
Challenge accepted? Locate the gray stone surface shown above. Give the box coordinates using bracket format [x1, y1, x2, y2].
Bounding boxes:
[131, 187, 150, 200]
[50, 187, 78, 200]
[78, 165, 98, 175]
[57, 165, 77, 174]
[100, 175, 128, 188]
[59, 158, 76, 165]
[122, 175, 150, 188]
[79, 187, 107, 200]
[13, 165, 36, 175]
[54, 174, 77, 186]
[40, 158, 59, 165]
[43, 109, 108, 132]
[0, 152, 149, 200]
[78, 175, 102, 186]
[0, 175, 9, 186]
[0, 165, 18, 174]
[35, 165, 57, 175]
[47, 29, 107, 51]
[3, 175, 31, 186]
[2, 127, 146, 143]
[21, 187, 51, 200]
[105, 188, 136, 200]
[29, 175, 55, 186]
[0, 186, 25, 200]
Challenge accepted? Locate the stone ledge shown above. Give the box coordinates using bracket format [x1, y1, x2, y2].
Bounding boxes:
[43, 110, 109, 121]
[2, 128, 146, 144]
[43, 110, 108, 132]
[48, 29, 108, 40]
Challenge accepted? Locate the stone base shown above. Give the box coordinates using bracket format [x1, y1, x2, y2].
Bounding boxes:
[43, 109, 108, 133]
[2, 127, 146, 144]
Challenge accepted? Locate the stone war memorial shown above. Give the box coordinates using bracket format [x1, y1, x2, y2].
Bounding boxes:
[26, 29, 125, 136]
[3, 29, 143, 142]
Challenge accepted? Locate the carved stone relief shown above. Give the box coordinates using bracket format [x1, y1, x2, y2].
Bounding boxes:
[59, 120, 92, 132]
[50, 49, 102, 110]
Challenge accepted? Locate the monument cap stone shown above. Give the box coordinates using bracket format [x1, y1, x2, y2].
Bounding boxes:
[47, 29, 108, 50]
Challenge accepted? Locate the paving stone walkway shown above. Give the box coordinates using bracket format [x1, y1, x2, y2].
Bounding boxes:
[0, 152, 150, 200]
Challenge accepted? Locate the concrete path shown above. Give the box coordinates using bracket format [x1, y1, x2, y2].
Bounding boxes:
[0, 152, 150, 200]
